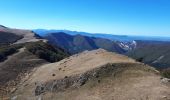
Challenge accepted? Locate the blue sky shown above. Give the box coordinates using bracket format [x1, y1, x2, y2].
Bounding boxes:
[0, 0, 170, 36]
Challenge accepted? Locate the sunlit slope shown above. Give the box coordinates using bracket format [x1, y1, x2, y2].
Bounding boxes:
[12, 49, 170, 100]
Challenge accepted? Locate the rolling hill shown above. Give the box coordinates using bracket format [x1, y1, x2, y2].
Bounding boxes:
[11, 49, 170, 100]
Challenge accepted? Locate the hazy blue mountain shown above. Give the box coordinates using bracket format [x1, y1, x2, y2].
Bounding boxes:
[33, 29, 170, 42]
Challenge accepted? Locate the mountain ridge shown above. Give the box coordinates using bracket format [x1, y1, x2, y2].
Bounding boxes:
[34, 29, 170, 42]
[43, 32, 126, 54]
[11, 49, 170, 100]
[0, 25, 169, 100]
[0, 26, 44, 44]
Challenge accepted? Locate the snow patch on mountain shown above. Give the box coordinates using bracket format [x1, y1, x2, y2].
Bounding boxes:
[118, 40, 137, 51]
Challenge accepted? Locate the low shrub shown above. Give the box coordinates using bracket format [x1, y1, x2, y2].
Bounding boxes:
[25, 41, 69, 62]
[161, 68, 170, 78]
[0, 44, 23, 62]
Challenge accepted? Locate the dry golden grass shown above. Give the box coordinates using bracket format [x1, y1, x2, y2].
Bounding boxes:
[0, 26, 45, 44]
[11, 49, 170, 100]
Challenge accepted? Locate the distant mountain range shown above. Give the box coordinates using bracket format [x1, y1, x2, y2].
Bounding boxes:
[34, 29, 170, 42]
[42, 32, 126, 54]
[33, 29, 170, 70]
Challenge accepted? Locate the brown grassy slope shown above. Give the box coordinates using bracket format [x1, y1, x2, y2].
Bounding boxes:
[0, 41, 69, 98]
[0, 31, 23, 44]
[12, 49, 170, 100]
[0, 26, 43, 44]
[0, 48, 47, 97]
